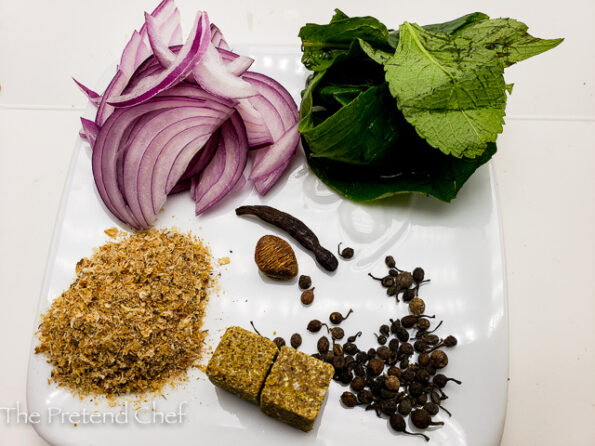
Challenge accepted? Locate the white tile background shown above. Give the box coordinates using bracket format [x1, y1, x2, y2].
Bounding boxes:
[0, 0, 593, 445]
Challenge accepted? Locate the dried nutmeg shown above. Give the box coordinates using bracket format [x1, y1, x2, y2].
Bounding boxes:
[254, 235, 298, 280]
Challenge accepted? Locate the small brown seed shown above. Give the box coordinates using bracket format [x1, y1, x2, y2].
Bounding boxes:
[300, 288, 315, 305]
[290, 333, 302, 349]
[367, 358, 384, 376]
[254, 235, 298, 280]
[430, 350, 448, 369]
[385, 375, 400, 391]
[317, 336, 330, 354]
[409, 297, 426, 316]
[272, 337, 285, 348]
[298, 275, 312, 289]
[351, 376, 366, 392]
[341, 391, 358, 408]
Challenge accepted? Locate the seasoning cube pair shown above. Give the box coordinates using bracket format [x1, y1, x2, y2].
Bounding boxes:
[206, 326, 334, 431]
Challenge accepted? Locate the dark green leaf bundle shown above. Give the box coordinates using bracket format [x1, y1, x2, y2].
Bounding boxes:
[298, 10, 562, 202]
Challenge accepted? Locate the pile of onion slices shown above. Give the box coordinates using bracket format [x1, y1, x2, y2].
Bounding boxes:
[76, 0, 299, 229]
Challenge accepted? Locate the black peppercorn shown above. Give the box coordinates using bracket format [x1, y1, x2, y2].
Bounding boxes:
[311, 353, 322, 360]
[395, 272, 414, 291]
[290, 333, 302, 349]
[272, 337, 285, 348]
[300, 288, 315, 305]
[412, 267, 425, 284]
[377, 346, 391, 361]
[402, 288, 416, 302]
[374, 333, 387, 345]
[411, 409, 444, 429]
[367, 348, 377, 358]
[306, 319, 327, 333]
[443, 335, 458, 347]
[389, 414, 429, 441]
[347, 331, 362, 343]
[351, 376, 366, 392]
[379, 324, 390, 336]
[354, 363, 366, 377]
[337, 243, 354, 259]
[409, 297, 426, 316]
[415, 369, 431, 384]
[317, 336, 330, 354]
[357, 389, 374, 405]
[418, 352, 430, 367]
[329, 309, 353, 325]
[430, 350, 448, 369]
[380, 399, 397, 416]
[367, 358, 384, 376]
[331, 327, 345, 340]
[396, 327, 410, 342]
[417, 318, 431, 331]
[401, 315, 418, 328]
[385, 375, 400, 391]
[343, 342, 358, 355]
[298, 275, 312, 290]
[399, 342, 414, 356]
[388, 338, 399, 353]
[333, 343, 343, 356]
[423, 402, 439, 416]
[355, 351, 368, 363]
[341, 391, 358, 408]
[408, 382, 425, 398]
[414, 340, 428, 353]
[398, 398, 413, 416]
[387, 366, 401, 378]
[385, 256, 396, 268]
[433, 373, 462, 388]
[332, 355, 346, 370]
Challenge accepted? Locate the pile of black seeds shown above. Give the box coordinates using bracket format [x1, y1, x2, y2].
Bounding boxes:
[307, 258, 461, 442]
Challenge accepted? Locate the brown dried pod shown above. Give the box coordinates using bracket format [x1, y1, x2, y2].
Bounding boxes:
[254, 235, 298, 280]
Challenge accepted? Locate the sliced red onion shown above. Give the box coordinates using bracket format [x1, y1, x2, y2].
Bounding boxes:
[168, 177, 191, 195]
[249, 122, 299, 180]
[194, 112, 248, 214]
[235, 99, 273, 148]
[148, 116, 230, 219]
[73, 78, 101, 106]
[253, 160, 290, 195]
[80, 118, 100, 146]
[210, 23, 230, 50]
[178, 130, 220, 181]
[222, 51, 254, 76]
[122, 107, 226, 226]
[93, 97, 210, 227]
[243, 72, 298, 128]
[192, 42, 256, 99]
[108, 12, 210, 107]
[247, 93, 284, 140]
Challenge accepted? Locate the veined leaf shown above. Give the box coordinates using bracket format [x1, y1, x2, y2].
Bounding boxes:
[385, 23, 508, 158]
[453, 18, 563, 67]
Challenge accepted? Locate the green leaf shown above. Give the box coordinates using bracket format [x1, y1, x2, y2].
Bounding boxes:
[330, 8, 350, 23]
[358, 38, 393, 64]
[301, 84, 404, 164]
[453, 18, 564, 67]
[385, 22, 508, 158]
[304, 139, 497, 202]
[299, 13, 391, 71]
[423, 12, 489, 35]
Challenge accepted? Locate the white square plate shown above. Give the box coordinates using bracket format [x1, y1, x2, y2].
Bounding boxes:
[27, 47, 507, 446]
